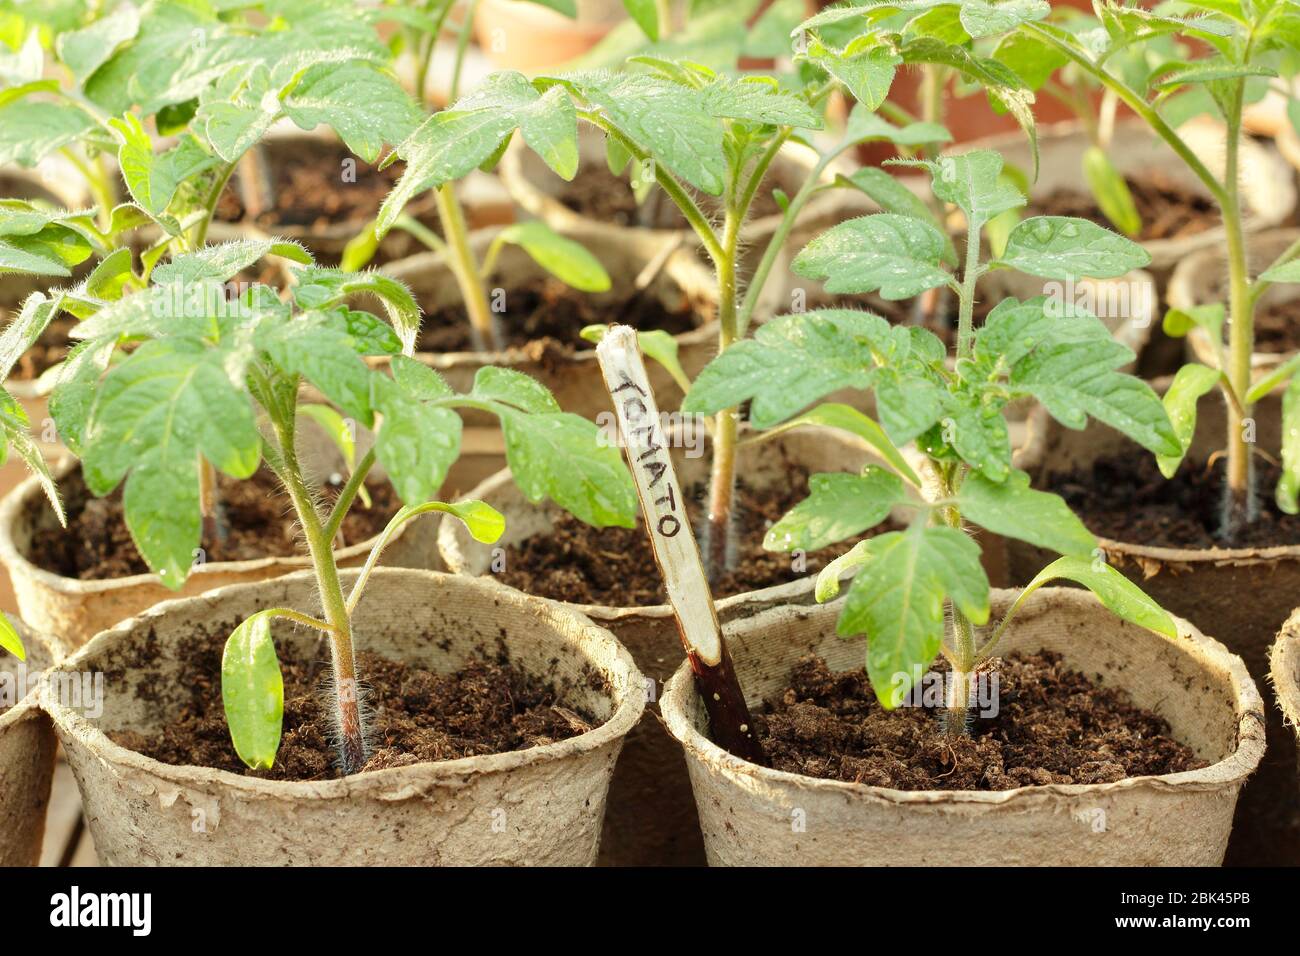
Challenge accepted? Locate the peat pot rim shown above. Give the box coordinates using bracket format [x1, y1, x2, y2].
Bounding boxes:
[1271, 608, 1300, 733]
[661, 587, 1266, 807]
[376, 226, 719, 373]
[1016, 383, 1300, 569]
[0, 456, 413, 598]
[41, 567, 645, 800]
[0, 620, 70, 731]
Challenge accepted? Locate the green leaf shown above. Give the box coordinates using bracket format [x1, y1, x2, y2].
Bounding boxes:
[936, 396, 1012, 480]
[0, 403, 64, 526]
[259, 312, 378, 425]
[284, 62, 422, 164]
[470, 366, 560, 414]
[1156, 364, 1221, 478]
[390, 354, 453, 400]
[793, 214, 950, 299]
[497, 408, 637, 528]
[0, 612, 23, 660]
[81, 338, 262, 586]
[771, 402, 921, 487]
[992, 30, 1068, 89]
[1009, 556, 1177, 639]
[910, 149, 1024, 230]
[998, 216, 1150, 279]
[959, 0, 1049, 38]
[292, 268, 420, 352]
[1279, 374, 1300, 514]
[701, 76, 823, 128]
[221, 612, 284, 771]
[372, 374, 462, 505]
[682, 310, 885, 428]
[377, 109, 520, 234]
[499, 221, 610, 292]
[764, 468, 903, 552]
[1009, 333, 1179, 457]
[0, 100, 96, 167]
[836, 169, 955, 264]
[112, 117, 220, 219]
[803, 38, 901, 110]
[85, 247, 136, 300]
[154, 239, 312, 284]
[1162, 302, 1223, 340]
[436, 499, 506, 544]
[1082, 145, 1141, 238]
[1246, 353, 1300, 405]
[57, 5, 141, 84]
[842, 106, 951, 147]
[835, 524, 989, 708]
[0, 293, 60, 379]
[49, 338, 117, 455]
[958, 469, 1095, 555]
[622, 0, 660, 40]
[1260, 259, 1300, 284]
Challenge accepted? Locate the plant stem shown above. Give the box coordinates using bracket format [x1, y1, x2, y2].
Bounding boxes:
[433, 182, 499, 352]
[273, 415, 367, 774]
[704, 208, 741, 584]
[449, 0, 479, 103]
[956, 218, 981, 360]
[192, 161, 238, 251]
[1221, 84, 1255, 539]
[324, 447, 376, 542]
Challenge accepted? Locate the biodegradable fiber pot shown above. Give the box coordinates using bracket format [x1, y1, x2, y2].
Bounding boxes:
[661, 588, 1264, 866]
[0, 622, 66, 866]
[380, 223, 718, 422]
[1168, 228, 1300, 376]
[440, 426, 883, 866]
[43, 568, 644, 866]
[1011, 382, 1299, 865]
[0, 438, 440, 648]
[1271, 611, 1300, 771]
[981, 119, 1295, 275]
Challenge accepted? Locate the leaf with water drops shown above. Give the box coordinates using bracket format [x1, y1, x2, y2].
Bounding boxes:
[997, 216, 1150, 280]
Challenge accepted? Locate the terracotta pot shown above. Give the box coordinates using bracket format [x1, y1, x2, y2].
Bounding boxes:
[1270, 611, 1300, 789]
[1169, 229, 1300, 377]
[1010, 381, 1300, 865]
[43, 568, 644, 865]
[379, 223, 719, 423]
[973, 120, 1296, 277]
[661, 587, 1263, 866]
[440, 426, 891, 865]
[0, 621, 67, 866]
[0, 428, 440, 648]
[475, 0, 623, 72]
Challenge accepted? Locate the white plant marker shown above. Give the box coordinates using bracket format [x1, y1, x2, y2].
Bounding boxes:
[596, 325, 763, 762]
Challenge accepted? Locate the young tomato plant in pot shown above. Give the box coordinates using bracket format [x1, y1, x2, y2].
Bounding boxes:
[684, 146, 1182, 728]
[344, 2, 612, 353]
[40, 238, 636, 773]
[1004, 0, 1300, 538]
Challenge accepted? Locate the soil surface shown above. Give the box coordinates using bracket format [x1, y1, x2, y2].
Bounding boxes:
[1031, 172, 1218, 241]
[110, 638, 598, 780]
[416, 274, 702, 355]
[756, 651, 1203, 789]
[554, 163, 785, 229]
[31, 466, 399, 580]
[1049, 452, 1300, 550]
[493, 468, 897, 606]
[1254, 299, 1300, 354]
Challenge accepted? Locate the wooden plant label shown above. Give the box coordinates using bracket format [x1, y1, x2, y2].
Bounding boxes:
[596, 325, 764, 763]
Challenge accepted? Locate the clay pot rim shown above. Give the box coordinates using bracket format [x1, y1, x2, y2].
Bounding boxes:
[0, 456, 411, 596]
[661, 587, 1266, 806]
[1168, 227, 1300, 374]
[375, 224, 720, 369]
[498, 130, 854, 246]
[1016, 375, 1300, 566]
[40, 567, 646, 798]
[954, 119, 1296, 263]
[0, 621, 69, 731]
[1270, 608, 1300, 732]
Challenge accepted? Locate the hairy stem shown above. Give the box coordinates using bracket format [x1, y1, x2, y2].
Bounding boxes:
[1221, 84, 1255, 539]
[434, 182, 498, 352]
[191, 161, 238, 251]
[704, 209, 741, 584]
[956, 218, 981, 361]
[273, 416, 366, 774]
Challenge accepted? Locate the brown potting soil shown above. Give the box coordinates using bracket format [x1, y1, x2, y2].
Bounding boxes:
[416, 273, 702, 354]
[216, 142, 402, 230]
[756, 651, 1203, 789]
[1031, 172, 1218, 241]
[1049, 452, 1300, 550]
[554, 163, 785, 229]
[29, 466, 400, 580]
[1255, 299, 1300, 354]
[493, 469, 899, 606]
[110, 638, 598, 780]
